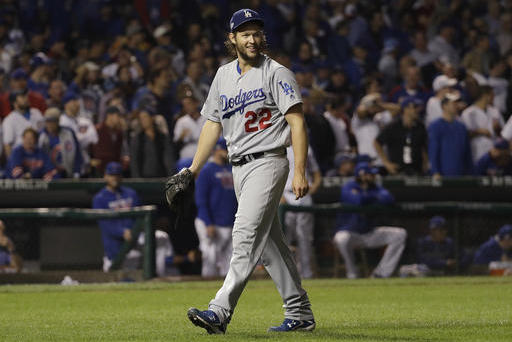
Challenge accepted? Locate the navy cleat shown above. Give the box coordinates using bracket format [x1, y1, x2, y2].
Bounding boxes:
[268, 318, 316, 332]
[187, 308, 227, 334]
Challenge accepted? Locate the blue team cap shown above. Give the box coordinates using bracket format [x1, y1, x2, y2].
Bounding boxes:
[498, 224, 512, 240]
[215, 138, 227, 150]
[335, 154, 354, 167]
[62, 92, 79, 105]
[354, 162, 371, 176]
[105, 162, 122, 175]
[494, 139, 509, 150]
[429, 216, 446, 229]
[229, 9, 264, 32]
[401, 96, 424, 109]
[10, 68, 28, 80]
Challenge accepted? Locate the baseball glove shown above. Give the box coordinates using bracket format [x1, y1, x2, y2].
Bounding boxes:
[164, 168, 194, 211]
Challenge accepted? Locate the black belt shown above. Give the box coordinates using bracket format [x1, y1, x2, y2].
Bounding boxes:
[231, 152, 265, 166]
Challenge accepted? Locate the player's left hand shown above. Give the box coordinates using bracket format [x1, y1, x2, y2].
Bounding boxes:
[292, 173, 309, 200]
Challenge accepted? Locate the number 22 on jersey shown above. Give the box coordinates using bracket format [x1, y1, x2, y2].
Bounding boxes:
[244, 108, 272, 133]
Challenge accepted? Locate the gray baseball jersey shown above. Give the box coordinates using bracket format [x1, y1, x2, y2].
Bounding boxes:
[201, 55, 302, 160]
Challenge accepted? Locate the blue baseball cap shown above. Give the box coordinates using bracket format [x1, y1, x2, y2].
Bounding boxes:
[105, 162, 122, 175]
[498, 224, 512, 240]
[429, 216, 446, 229]
[229, 9, 264, 32]
[215, 138, 227, 150]
[10, 68, 28, 80]
[62, 92, 79, 105]
[494, 139, 509, 150]
[401, 96, 424, 109]
[354, 162, 373, 176]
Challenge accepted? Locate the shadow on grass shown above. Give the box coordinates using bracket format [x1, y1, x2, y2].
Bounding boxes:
[228, 328, 440, 341]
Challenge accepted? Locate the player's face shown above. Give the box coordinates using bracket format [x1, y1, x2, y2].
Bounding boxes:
[22, 131, 36, 150]
[231, 23, 264, 61]
[105, 174, 121, 189]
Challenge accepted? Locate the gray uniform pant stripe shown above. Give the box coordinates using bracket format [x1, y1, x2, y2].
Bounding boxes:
[209, 155, 314, 322]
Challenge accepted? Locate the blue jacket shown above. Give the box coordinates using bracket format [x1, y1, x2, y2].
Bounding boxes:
[473, 236, 512, 265]
[92, 186, 140, 260]
[6, 145, 59, 180]
[195, 162, 237, 227]
[428, 118, 473, 176]
[416, 235, 455, 270]
[336, 180, 394, 234]
[474, 152, 512, 176]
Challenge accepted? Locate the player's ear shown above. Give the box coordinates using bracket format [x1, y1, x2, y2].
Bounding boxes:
[228, 32, 236, 44]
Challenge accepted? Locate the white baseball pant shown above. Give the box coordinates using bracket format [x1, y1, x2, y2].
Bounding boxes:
[283, 191, 314, 279]
[208, 155, 314, 323]
[334, 227, 407, 278]
[195, 218, 233, 277]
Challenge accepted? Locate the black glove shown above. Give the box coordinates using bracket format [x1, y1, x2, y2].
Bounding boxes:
[164, 168, 194, 212]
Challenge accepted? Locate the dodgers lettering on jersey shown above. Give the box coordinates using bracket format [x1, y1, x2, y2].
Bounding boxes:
[201, 55, 302, 160]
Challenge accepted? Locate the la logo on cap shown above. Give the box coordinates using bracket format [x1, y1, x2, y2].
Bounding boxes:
[244, 10, 252, 17]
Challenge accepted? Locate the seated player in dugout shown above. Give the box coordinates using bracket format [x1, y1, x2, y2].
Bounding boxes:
[472, 224, 512, 275]
[0, 219, 23, 273]
[333, 162, 407, 279]
[92, 162, 174, 276]
[400, 216, 470, 277]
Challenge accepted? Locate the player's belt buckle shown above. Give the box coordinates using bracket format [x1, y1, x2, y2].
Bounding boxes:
[231, 152, 265, 166]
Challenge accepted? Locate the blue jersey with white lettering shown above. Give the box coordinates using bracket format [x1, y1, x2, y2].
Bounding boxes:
[200, 55, 302, 161]
[195, 161, 237, 227]
[92, 186, 140, 260]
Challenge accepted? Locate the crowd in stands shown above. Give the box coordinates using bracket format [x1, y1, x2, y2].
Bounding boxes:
[1, 1, 512, 179]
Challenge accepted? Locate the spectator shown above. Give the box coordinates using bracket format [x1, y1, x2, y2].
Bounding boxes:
[333, 162, 407, 278]
[2, 89, 44, 158]
[428, 91, 473, 178]
[59, 92, 98, 175]
[180, 61, 210, 105]
[282, 145, 322, 279]
[0, 219, 22, 273]
[38, 108, 82, 178]
[131, 68, 176, 131]
[173, 93, 206, 162]
[153, 24, 185, 77]
[0, 68, 47, 118]
[91, 106, 127, 176]
[462, 35, 497, 76]
[497, 12, 512, 56]
[388, 65, 430, 104]
[92, 162, 173, 276]
[378, 38, 400, 92]
[400, 216, 456, 277]
[374, 97, 428, 175]
[323, 99, 355, 159]
[461, 85, 504, 164]
[130, 107, 175, 177]
[303, 94, 336, 174]
[46, 80, 67, 110]
[473, 224, 512, 267]
[6, 127, 58, 180]
[352, 93, 400, 167]
[475, 139, 512, 176]
[194, 139, 237, 278]
[409, 31, 437, 68]
[428, 23, 459, 66]
[425, 75, 458, 128]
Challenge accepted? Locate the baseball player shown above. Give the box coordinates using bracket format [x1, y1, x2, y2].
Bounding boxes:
[184, 9, 315, 333]
[282, 145, 322, 279]
[194, 138, 237, 277]
[93, 162, 173, 276]
[334, 162, 407, 278]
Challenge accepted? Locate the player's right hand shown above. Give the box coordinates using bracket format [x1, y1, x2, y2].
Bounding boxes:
[292, 173, 309, 200]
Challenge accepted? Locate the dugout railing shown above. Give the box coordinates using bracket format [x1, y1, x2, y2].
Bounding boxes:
[278, 202, 512, 274]
[0, 205, 158, 279]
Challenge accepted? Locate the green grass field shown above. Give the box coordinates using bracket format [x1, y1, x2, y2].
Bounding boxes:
[0, 277, 511, 341]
